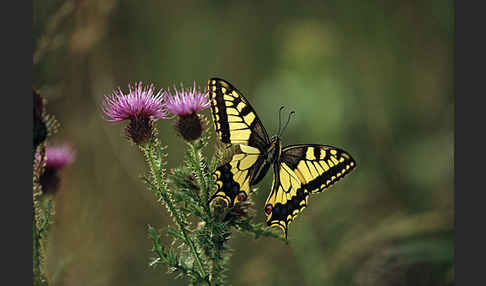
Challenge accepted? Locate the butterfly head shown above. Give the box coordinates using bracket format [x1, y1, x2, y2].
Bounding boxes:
[268, 135, 282, 163]
[270, 135, 280, 143]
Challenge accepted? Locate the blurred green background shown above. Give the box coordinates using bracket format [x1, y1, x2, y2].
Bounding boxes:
[33, 0, 454, 285]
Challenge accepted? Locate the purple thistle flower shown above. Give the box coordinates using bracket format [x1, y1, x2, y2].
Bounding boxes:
[164, 82, 209, 117]
[164, 82, 209, 141]
[45, 144, 76, 170]
[102, 82, 167, 144]
[102, 82, 167, 122]
[36, 144, 75, 194]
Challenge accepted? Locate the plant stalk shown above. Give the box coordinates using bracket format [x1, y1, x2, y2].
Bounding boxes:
[141, 136, 208, 281]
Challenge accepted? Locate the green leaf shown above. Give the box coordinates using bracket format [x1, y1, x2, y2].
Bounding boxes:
[167, 228, 186, 241]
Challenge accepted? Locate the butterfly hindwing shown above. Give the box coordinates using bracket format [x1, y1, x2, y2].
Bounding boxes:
[264, 162, 310, 236]
[265, 144, 356, 235]
[209, 78, 271, 207]
[212, 145, 264, 207]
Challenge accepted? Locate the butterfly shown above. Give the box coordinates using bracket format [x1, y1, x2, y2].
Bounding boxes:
[208, 78, 356, 238]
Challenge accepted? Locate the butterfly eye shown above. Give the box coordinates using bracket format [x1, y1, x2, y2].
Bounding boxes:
[265, 204, 273, 215]
[236, 192, 247, 202]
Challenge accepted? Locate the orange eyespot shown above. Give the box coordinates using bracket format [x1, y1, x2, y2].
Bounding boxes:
[265, 204, 273, 215]
[236, 192, 247, 202]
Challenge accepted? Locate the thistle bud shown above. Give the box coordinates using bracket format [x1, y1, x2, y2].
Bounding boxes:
[164, 82, 209, 141]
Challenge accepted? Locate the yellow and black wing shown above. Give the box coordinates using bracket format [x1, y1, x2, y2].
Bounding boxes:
[265, 144, 356, 236]
[208, 78, 270, 147]
[208, 78, 270, 207]
[212, 144, 264, 207]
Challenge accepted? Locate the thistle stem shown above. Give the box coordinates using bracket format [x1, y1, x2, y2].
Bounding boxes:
[188, 142, 212, 216]
[33, 194, 49, 286]
[187, 140, 227, 284]
[141, 136, 208, 281]
[33, 210, 42, 284]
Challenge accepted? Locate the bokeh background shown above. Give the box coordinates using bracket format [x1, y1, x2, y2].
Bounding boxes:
[33, 0, 454, 285]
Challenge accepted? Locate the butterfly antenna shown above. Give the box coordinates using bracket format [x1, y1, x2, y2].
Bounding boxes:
[277, 106, 285, 136]
[280, 110, 295, 137]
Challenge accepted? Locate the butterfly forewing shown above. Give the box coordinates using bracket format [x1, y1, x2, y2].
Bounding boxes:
[281, 144, 356, 193]
[265, 144, 356, 235]
[208, 78, 270, 148]
[208, 78, 271, 207]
